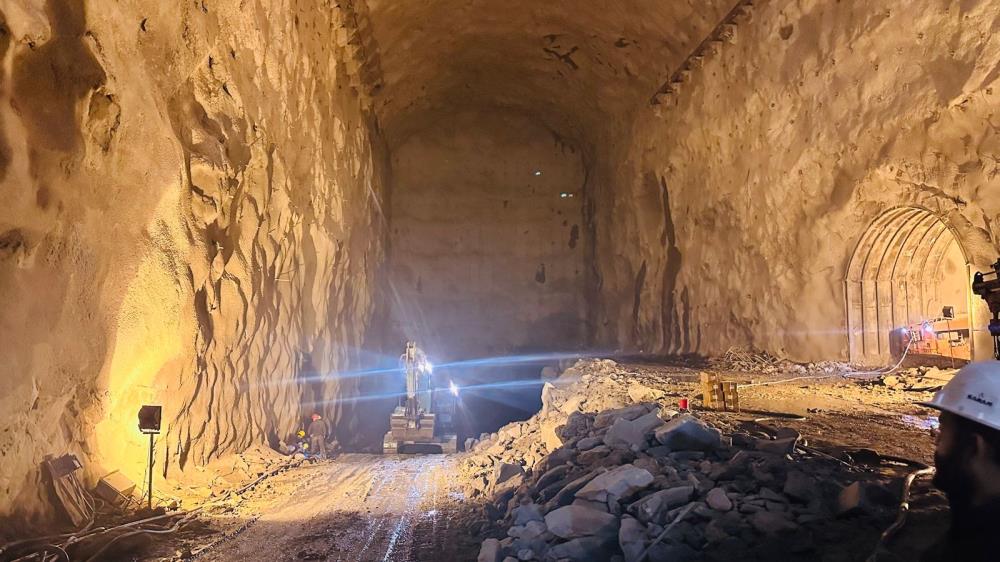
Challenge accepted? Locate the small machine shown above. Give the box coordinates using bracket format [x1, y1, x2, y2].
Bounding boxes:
[973, 259, 1000, 360]
[383, 342, 458, 454]
[889, 309, 972, 367]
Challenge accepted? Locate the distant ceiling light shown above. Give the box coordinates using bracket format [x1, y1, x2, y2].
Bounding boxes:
[560, 192, 575, 198]
[533, 170, 543, 176]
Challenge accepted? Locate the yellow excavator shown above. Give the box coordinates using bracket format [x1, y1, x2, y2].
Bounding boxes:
[383, 342, 458, 454]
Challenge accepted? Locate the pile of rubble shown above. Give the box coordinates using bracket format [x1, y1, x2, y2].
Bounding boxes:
[461, 360, 676, 481]
[462, 360, 913, 562]
[710, 347, 853, 379]
[879, 367, 957, 392]
[710, 347, 783, 374]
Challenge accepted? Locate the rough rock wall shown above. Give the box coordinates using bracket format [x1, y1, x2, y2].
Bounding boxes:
[595, 0, 1000, 361]
[0, 0, 387, 521]
[388, 110, 586, 360]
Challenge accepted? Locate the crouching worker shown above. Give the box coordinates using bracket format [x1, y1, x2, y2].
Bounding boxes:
[308, 412, 329, 459]
[921, 362, 1000, 561]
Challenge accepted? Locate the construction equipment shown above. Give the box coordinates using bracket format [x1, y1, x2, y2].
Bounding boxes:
[889, 309, 971, 367]
[973, 259, 1000, 360]
[383, 342, 458, 454]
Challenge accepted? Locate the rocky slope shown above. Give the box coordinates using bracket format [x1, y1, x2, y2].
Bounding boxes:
[464, 360, 931, 562]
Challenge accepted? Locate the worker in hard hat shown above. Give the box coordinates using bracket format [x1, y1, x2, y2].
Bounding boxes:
[920, 362, 1000, 561]
[307, 413, 329, 459]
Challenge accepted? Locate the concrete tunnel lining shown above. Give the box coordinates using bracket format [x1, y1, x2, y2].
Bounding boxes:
[846, 206, 973, 364]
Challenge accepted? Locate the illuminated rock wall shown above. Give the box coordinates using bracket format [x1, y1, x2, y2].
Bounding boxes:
[594, 0, 1000, 362]
[388, 111, 587, 361]
[0, 0, 387, 520]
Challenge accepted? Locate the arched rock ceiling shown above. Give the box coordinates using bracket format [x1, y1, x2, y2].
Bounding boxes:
[363, 0, 733, 148]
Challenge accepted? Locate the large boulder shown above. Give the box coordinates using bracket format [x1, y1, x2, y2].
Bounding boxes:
[603, 411, 666, 451]
[575, 464, 655, 503]
[783, 471, 817, 503]
[513, 502, 545, 525]
[546, 469, 606, 511]
[654, 414, 721, 452]
[749, 511, 798, 534]
[538, 415, 567, 451]
[478, 538, 502, 562]
[576, 436, 603, 451]
[545, 535, 616, 561]
[619, 515, 647, 562]
[706, 487, 733, 512]
[594, 403, 656, 429]
[559, 411, 594, 441]
[545, 505, 621, 539]
[533, 465, 572, 494]
[494, 462, 526, 488]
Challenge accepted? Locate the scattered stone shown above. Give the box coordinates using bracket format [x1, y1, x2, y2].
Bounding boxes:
[577, 436, 603, 451]
[619, 516, 647, 562]
[783, 471, 816, 503]
[576, 464, 655, 503]
[494, 462, 526, 488]
[604, 411, 665, 451]
[545, 535, 616, 561]
[534, 465, 572, 492]
[547, 469, 606, 511]
[628, 383, 666, 404]
[630, 486, 694, 523]
[749, 511, 798, 534]
[837, 481, 896, 516]
[478, 538, 502, 562]
[513, 502, 544, 525]
[706, 487, 733, 511]
[595, 403, 655, 429]
[758, 487, 787, 503]
[545, 505, 621, 539]
[654, 414, 721, 452]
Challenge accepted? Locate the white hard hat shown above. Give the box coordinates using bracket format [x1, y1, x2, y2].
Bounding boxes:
[920, 362, 1000, 432]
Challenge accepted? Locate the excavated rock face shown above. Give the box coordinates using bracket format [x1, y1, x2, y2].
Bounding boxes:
[0, 0, 387, 520]
[388, 110, 586, 359]
[594, 0, 1000, 361]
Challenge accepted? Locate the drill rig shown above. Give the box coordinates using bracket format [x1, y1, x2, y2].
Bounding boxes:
[383, 342, 458, 454]
[973, 259, 1000, 360]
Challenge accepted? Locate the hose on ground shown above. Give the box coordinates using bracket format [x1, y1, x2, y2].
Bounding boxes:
[742, 333, 915, 389]
[865, 466, 936, 562]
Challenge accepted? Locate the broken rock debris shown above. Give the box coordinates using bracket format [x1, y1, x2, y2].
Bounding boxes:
[462, 359, 907, 562]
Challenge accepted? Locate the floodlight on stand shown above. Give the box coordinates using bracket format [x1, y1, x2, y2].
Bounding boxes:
[137, 405, 162, 510]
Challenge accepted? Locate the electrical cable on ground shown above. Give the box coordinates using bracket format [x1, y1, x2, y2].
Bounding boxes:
[0, 457, 306, 562]
[742, 333, 916, 389]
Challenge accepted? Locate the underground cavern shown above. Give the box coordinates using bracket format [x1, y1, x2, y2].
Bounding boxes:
[3, 0, 1000, 560]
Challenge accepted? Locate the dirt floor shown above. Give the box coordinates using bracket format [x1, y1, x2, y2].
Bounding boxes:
[124, 359, 949, 562]
[147, 454, 482, 562]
